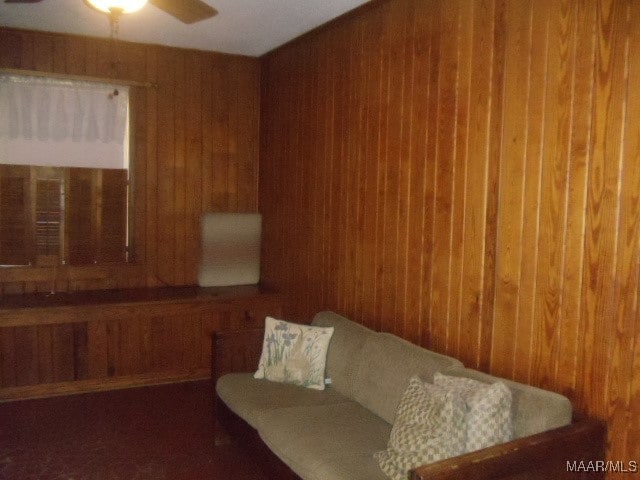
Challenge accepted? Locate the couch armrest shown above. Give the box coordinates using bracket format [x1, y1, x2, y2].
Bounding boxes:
[410, 418, 606, 480]
[211, 327, 265, 383]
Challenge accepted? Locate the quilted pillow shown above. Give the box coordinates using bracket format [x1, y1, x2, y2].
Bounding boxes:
[374, 376, 466, 480]
[254, 317, 334, 390]
[434, 372, 513, 452]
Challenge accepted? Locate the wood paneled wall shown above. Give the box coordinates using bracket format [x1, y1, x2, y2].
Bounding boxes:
[0, 27, 260, 293]
[260, 0, 640, 468]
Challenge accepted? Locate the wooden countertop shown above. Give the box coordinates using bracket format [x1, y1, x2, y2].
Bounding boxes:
[0, 284, 281, 316]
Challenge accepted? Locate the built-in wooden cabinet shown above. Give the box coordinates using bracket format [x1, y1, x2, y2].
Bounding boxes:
[0, 285, 282, 400]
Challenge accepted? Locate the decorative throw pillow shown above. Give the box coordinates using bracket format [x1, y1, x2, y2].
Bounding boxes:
[434, 372, 513, 452]
[374, 376, 466, 480]
[254, 317, 334, 390]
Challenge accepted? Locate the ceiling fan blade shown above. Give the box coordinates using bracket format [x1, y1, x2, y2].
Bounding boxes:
[148, 0, 217, 24]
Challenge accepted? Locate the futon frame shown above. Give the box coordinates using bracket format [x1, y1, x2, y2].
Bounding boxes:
[212, 328, 606, 480]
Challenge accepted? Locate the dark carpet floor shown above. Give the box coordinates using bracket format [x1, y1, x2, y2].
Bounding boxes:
[0, 381, 268, 480]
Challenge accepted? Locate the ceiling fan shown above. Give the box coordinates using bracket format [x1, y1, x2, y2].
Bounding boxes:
[4, 0, 218, 24]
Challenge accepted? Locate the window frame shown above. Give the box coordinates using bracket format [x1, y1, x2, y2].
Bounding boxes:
[0, 73, 135, 271]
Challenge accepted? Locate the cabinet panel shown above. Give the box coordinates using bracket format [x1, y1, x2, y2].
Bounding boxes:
[0, 286, 282, 400]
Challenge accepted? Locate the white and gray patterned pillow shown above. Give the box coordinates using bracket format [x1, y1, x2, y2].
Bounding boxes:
[434, 372, 513, 452]
[254, 317, 334, 390]
[374, 376, 466, 480]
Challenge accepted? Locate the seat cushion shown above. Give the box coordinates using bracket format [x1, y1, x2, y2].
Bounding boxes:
[258, 402, 391, 480]
[216, 373, 350, 430]
[351, 333, 464, 424]
[311, 311, 375, 398]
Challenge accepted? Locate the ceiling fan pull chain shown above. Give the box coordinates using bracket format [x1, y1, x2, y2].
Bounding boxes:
[108, 7, 123, 41]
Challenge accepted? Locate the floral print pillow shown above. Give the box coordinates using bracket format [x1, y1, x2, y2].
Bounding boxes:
[254, 317, 334, 390]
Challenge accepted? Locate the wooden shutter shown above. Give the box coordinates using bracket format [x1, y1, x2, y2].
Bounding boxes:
[66, 168, 97, 265]
[0, 166, 130, 267]
[0, 165, 32, 265]
[34, 174, 63, 266]
[98, 169, 128, 263]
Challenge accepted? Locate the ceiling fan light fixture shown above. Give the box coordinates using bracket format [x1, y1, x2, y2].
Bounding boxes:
[85, 0, 148, 14]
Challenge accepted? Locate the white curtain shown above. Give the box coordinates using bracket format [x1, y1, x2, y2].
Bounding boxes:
[0, 74, 129, 170]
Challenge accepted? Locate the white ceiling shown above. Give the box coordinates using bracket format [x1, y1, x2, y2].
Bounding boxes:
[0, 0, 370, 57]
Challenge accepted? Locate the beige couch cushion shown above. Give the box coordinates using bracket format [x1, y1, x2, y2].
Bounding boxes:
[216, 373, 350, 430]
[442, 368, 572, 438]
[351, 333, 463, 424]
[258, 402, 391, 480]
[311, 311, 374, 398]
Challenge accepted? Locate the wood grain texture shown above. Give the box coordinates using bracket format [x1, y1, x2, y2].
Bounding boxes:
[259, 0, 640, 470]
[0, 27, 260, 293]
[0, 287, 282, 399]
[411, 419, 606, 480]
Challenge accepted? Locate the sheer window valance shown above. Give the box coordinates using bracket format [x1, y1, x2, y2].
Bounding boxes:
[0, 74, 129, 170]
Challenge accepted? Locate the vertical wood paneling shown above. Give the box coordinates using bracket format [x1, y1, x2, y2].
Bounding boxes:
[358, 8, 382, 332]
[185, 52, 203, 285]
[458, 0, 495, 369]
[493, 0, 529, 379]
[447, 1, 473, 359]
[72, 322, 89, 380]
[1, 329, 16, 386]
[87, 320, 108, 379]
[530, 0, 575, 391]
[37, 325, 54, 383]
[173, 50, 187, 286]
[155, 47, 176, 285]
[105, 320, 119, 377]
[555, 0, 596, 400]
[260, 0, 640, 469]
[579, 0, 627, 421]
[513, 0, 549, 384]
[480, 0, 506, 373]
[0, 27, 260, 292]
[117, 318, 141, 376]
[52, 324, 74, 382]
[430, 0, 459, 353]
[13, 326, 38, 385]
[182, 315, 201, 372]
[395, 0, 416, 335]
[379, 0, 405, 333]
[617, 0, 640, 461]
[143, 45, 158, 279]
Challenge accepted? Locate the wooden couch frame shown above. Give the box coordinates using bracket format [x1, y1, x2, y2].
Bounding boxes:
[212, 327, 606, 480]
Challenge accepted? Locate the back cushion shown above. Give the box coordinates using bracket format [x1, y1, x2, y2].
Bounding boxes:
[352, 333, 463, 424]
[311, 311, 374, 398]
[443, 368, 572, 438]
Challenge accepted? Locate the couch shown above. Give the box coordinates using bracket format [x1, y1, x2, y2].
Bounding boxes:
[213, 311, 605, 480]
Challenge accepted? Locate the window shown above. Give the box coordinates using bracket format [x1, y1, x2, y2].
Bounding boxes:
[0, 74, 132, 267]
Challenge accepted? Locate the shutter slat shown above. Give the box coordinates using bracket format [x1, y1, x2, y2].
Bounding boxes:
[34, 178, 62, 265]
